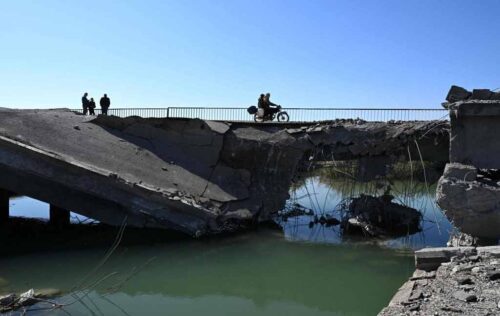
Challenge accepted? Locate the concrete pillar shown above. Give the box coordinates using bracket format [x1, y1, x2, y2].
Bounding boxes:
[0, 189, 9, 222]
[49, 205, 70, 227]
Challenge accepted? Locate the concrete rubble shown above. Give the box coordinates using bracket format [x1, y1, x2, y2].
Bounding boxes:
[437, 164, 500, 240]
[436, 93, 500, 240]
[0, 288, 62, 313]
[379, 246, 500, 316]
[0, 108, 448, 236]
[443, 85, 500, 108]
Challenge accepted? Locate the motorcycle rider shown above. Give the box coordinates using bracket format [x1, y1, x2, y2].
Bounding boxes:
[257, 93, 266, 110]
[264, 93, 280, 118]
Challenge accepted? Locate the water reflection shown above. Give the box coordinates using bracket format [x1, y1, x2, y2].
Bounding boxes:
[279, 174, 452, 249]
[0, 231, 414, 316]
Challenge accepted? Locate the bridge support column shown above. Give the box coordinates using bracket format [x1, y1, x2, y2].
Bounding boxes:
[49, 205, 70, 227]
[0, 189, 9, 222]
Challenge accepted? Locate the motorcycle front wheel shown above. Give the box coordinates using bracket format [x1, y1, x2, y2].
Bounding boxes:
[277, 112, 290, 122]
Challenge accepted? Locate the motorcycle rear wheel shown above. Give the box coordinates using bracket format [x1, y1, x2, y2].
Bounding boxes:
[254, 113, 264, 122]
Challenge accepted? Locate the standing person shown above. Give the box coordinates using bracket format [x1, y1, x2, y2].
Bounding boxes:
[100, 94, 111, 115]
[81, 92, 89, 115]
[89, 98, 96, 115]
[264, 92, 280, 117]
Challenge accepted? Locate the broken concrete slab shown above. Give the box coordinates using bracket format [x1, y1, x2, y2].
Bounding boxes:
[491, 92, 500, 100]
[437, 163, 500, 239]
[471, 89, 493, 100]
[446, 85, 472, 103]
[477, 246, 500, 258]
[415, 247, 475, 271]
[0, 108, 449, 236]
[442, 163, 477, 182]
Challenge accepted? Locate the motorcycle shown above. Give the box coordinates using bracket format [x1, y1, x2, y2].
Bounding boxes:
[247, 105, 290, 122]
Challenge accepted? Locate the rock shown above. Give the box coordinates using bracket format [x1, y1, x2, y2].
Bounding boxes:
[319, 215, 340, 226]
[441, 306, 463, 313]
[456, 276, 473, 285]
[452, 290, 477, 302]
[471, 266, 483, 274]
[459, 284, 475, 291]
[491, 92, 500, 101]
[437, 165, 500, 240]
[441, 102, 451, 109]
[17, 289, 35, 306]
[442, 163, 477, 182]
[446, 85, 471, 103]
[486, 271, 500, 281]
[408, 288, 423, 301]
[205, 121, 230, 134]
[447, 231, 481, 247]
[477, 246, 500, 258]
[411, 270, 436, 280]
[408, 302, 420, 311]
[415, 247, 475, 271]
[341, 194, 421, 238]
[0, 293, 16, 306]
[34, 288, 61, 299]
[471, 89, 493, 100]
[468, 255, 480, 262]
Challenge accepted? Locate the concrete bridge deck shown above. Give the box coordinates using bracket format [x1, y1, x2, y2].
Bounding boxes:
[0, 108, 449, 235]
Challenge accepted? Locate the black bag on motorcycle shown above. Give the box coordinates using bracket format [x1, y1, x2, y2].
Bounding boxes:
[247, 106, 257, 114]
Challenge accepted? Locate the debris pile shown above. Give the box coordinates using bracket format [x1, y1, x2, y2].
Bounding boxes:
[379, 246, 500, 315]
[443, 85, 500, 108]
[340, 194, 422, 237]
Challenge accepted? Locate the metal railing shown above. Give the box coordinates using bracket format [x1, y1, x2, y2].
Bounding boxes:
[72, 107, 448, 122]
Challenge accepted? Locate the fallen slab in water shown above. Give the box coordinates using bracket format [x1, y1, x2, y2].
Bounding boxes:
[340, 194, 422, 238]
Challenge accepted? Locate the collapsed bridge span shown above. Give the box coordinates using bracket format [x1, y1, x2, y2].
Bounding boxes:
[0, 108, 448, 235]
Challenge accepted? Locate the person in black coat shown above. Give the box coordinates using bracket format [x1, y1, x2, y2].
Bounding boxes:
[89, 98, 96, 115]
[264, 93, 280, 117]
[100, 94, 111, 115]
[81, 92, 89, 115]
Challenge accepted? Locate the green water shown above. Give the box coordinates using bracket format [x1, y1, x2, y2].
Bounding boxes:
[0, 230, 413, 316]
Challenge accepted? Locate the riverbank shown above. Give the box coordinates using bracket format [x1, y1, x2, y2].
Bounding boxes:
[379, 246, 500, 315]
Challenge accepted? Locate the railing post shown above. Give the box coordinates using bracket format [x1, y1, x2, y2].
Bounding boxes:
[166, 107, 170, 118]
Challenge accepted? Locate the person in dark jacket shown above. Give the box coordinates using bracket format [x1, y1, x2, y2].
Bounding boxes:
[264, 93, 280, 117]
[81, 92, 89, 115]
[257, 94, 266, 109]
[100, 94, 111, 115]
[89, 98, 96, 115]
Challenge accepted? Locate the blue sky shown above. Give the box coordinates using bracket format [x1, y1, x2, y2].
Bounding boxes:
[1, 0, 499, 109]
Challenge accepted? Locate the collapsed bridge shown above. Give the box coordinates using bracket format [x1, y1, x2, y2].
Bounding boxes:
[0, 108, 449, 236]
